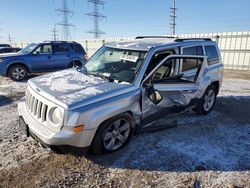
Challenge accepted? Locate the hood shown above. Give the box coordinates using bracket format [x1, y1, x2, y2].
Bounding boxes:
[28, 69, 136, 109]
[0, 52, 23, 58]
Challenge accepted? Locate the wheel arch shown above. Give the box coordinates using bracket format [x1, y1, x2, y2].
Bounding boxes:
[68, 59, 82, 68]
[7, 62, 30, 75]
[210, 81, 220, 95]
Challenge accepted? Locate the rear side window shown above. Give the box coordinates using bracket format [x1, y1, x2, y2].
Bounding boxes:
[182, 46, 203, 71]
[69, 43, 85, 53]
[53, 44, 70, 53]
[205, 45, 219, 65]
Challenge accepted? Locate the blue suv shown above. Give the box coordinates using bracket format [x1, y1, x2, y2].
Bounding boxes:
[0, 41, 87, 81]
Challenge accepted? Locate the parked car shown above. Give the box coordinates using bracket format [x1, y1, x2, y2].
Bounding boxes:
[0, 44, 11, 48]
[18, 37, 223, 154]
[0, 41, 87, 81]
[0, 47, 21, 54]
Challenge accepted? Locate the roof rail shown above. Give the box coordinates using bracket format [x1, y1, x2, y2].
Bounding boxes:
[174, 38, 212, 42]
[43, 40, 76, 43]
[135, 36, 176, 39]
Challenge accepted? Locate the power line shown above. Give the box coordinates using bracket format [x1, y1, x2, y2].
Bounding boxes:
[86, 0, 107, 38]
[51, 26, 59, 41]
[170, 0, 177, 35]
[55, 0, 74, 40]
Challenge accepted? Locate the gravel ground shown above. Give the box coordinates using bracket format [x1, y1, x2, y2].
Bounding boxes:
[0, 70, 250, 188]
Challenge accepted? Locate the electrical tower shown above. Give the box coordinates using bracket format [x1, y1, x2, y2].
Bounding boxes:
[51, 26, 59, 41]
[170, 0, 177, 35]
[8, 34, 12, 44]
[55, 0, 74, 40]
[86, 0, 106, 38]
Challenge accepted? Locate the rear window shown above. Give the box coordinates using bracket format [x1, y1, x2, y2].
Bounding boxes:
[205, 45, 219, 65]
[182, 46, 203, 71]
[69, 43, 85, 53]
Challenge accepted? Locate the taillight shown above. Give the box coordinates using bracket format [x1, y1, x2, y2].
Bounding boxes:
[84, 54, 89, 60]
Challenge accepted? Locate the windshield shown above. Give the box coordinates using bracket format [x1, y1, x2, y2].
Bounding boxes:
[84, 46, 147, 83]
[18, 43, 38, 55]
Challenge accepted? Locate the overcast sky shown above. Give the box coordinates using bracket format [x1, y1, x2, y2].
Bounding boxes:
[0, 0, 250, 42]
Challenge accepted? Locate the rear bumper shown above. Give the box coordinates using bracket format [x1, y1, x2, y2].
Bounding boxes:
[17, 99, 96, 149]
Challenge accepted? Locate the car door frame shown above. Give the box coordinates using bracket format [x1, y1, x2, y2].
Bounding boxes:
[140, 54, 207, 127]
[29, 44, 53, 72]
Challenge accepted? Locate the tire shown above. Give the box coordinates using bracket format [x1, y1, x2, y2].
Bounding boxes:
[195, 85, 217, 115]
[90, 113, 133, 155]
[68, 61, 82, 68]
[8, 65, 28, 81]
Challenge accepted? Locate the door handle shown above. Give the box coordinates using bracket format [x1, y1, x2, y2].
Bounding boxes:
[66, 55, 71, 57]
[48, 55, 52, 59]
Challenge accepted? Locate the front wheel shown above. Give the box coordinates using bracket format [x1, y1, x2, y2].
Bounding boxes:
[195, 85, 217, 115]
[90, 113, 133, 155]
[8, 65, 28, 81]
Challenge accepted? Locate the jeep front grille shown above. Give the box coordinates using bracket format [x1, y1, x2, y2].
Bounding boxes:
[26, 89, 49, 122]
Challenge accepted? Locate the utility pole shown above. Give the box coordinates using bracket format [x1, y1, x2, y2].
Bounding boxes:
[55, 0, 74, 40]
[8, 34, 12, 44]
[170, 0, 177, 35]
[86, 0, 106, 38]
[51, 26, 58, 41]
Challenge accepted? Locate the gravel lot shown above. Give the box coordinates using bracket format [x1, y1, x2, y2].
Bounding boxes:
[0, 70, 250, 188]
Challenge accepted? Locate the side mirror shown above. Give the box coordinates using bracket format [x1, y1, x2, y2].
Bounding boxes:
[145, 84, 163, 105]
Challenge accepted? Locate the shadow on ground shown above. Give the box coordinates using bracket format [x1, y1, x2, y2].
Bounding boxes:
[84, 96, 250, 172]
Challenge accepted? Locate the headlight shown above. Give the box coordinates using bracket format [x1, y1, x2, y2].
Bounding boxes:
[50, 107, 63, 125]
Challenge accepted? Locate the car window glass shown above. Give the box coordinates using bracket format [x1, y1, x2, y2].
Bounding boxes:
[42, 45, 52, 53]
[145, 50, 175, 76]
[151, 57, 203, 83]
[205, 45, 219, 65]
[70, 44, 84, 53]
[182, 46, 203, 71]
[54, 44, 70, 53]
[34, 45, 52, 54]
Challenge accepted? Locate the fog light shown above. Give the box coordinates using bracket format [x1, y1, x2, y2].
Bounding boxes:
[73, 125, 85, 133]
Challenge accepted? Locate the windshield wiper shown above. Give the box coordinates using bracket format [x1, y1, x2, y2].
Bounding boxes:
[88, 72, 114, 82]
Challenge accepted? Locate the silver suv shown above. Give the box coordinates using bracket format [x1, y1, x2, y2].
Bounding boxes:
[18, 37, 223, 154]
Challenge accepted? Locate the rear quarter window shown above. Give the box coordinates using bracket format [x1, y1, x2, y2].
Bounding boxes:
[205, 45, 219, 65]
[70, 43, 85, 53]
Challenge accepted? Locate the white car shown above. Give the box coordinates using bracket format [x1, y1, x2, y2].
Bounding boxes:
[18, 37, 223, 154]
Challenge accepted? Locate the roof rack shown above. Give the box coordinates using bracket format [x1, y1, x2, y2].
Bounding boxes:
[43, 40, 77, 43]
[135, 36, 176, 39]
[174, 38, 212, 42]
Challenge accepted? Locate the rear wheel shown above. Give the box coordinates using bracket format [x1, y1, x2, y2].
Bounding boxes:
[68, 61, 82, 68]
[91, 113, 133, 155]
[8, 65, 28, 81]
[195, 85, 217, 115]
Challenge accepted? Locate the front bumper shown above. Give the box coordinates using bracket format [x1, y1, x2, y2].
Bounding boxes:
[17, 99, 96, 148]
[0, 64, 6, 76]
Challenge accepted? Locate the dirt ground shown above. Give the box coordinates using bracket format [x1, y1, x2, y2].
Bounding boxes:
[0, 69, 250, 188]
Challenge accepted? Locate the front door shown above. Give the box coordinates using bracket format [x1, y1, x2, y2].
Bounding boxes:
[141, 54, 206, 127]
[29, 44, 53, 72]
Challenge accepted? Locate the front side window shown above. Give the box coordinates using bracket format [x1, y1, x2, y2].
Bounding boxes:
[150, 57, 203, 83]
[34, 45, 52, 54]
[84, 46, 147, 83]
[182, 46, 203, 71]
[205, 45, 219, 65]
